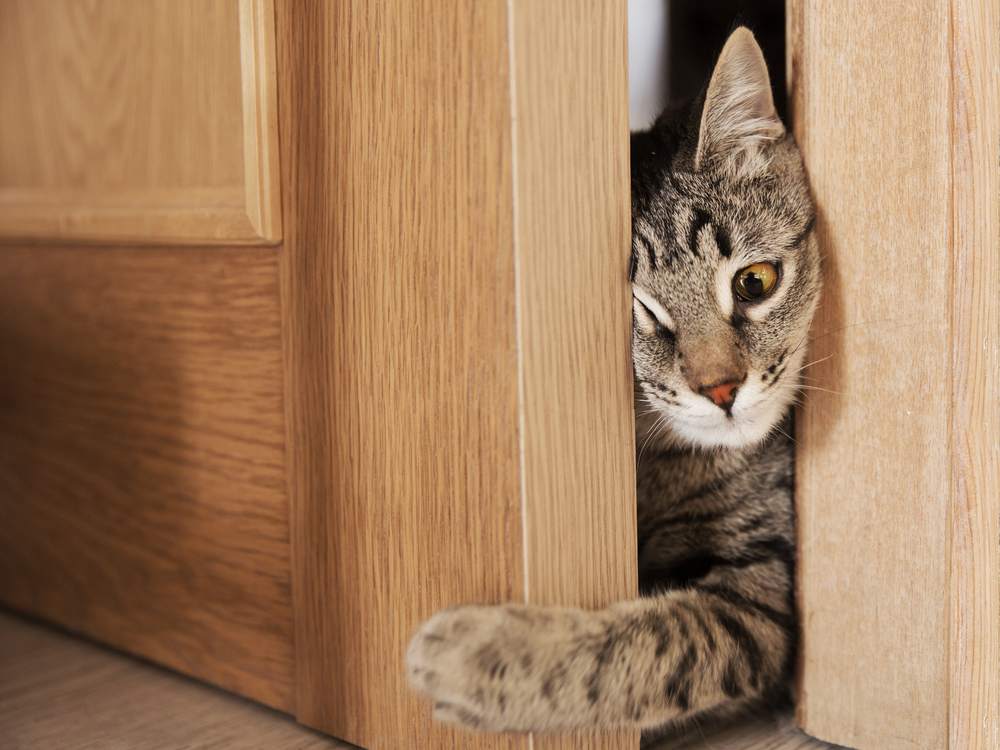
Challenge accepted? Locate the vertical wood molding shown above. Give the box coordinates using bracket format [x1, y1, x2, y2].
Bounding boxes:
[279, 1, 635, 747]
[238, 0, 281, 242]
[509, 0, 636, 610]
[789, 1, 951, 746]
[789, 1, 999, 748]
[509, 1, 638, 748]
[278, 2, 525, 747]
[947, 0, 999, 747]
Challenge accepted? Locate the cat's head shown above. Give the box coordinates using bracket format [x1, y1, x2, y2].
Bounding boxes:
[631, 27, 819, 450]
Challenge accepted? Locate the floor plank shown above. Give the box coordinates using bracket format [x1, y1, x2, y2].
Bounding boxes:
[0, 611, 351, 750]
[649, 713, 843, 750]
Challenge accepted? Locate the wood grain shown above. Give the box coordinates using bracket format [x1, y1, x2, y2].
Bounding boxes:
[0, 0, 280, 244]
[279, 2, 524, 747]
[510, 2, 638, 749]
[788, 1, 999, 747]
[0, 612, 344, 750]
[947, 0, 999, 746]
[0, 246, 294, 711]
[238, 0, 282, 242]
[279, 1, 636, 747]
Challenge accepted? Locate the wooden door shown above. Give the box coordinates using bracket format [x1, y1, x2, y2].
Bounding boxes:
[0, 0, 292, 710]
[788, 1, 999, 748]
[278, 2, 637, 748]
[0, 1, 638, 748]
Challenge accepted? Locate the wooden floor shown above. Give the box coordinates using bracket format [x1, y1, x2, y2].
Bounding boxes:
[0, 611, 352, 750]
[652, 716, 842, 750]
[0, 610, 839, 749]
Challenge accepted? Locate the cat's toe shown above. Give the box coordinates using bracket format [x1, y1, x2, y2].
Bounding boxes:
[433, 701, 488, 729]
[406, 605, 527, 730]
[406, 607, 480, 699]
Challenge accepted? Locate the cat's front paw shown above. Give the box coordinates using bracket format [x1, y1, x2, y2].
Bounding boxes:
[406, 603, 592, 732]
[406, 605, 526, 730]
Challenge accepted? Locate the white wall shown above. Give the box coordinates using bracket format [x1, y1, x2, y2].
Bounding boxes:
[628, 0, 669, 131]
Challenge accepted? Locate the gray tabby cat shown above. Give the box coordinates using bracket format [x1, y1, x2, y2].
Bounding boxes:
[406, 27, 820, 736]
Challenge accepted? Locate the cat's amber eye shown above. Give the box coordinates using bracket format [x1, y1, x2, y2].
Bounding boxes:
[733, 262, 779, 302]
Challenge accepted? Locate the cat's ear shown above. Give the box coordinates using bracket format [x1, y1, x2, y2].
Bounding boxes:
[694, 27, 784, 177]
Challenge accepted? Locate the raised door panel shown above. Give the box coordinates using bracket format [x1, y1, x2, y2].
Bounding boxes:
[0, 246, 294, 711]
[0, 0, 280, 244]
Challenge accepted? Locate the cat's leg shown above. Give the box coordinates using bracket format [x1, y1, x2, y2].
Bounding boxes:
[405, 562, 793, 733]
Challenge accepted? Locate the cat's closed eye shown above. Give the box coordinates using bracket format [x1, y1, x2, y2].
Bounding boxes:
[632, 285, 676, 339]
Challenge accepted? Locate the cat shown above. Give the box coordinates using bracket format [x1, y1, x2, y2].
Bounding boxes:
[406, 26, 820, 737]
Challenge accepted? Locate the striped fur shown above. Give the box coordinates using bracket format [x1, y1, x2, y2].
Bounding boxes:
[407, 28, 820, 739]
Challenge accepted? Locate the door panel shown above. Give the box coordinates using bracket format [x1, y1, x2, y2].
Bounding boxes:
[0, 0, 280, 244]
[0, 246, 293, 710]
[0, 1, 641, 746]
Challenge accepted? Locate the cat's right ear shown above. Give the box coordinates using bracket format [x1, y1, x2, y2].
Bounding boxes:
[694, 27, 784, 178]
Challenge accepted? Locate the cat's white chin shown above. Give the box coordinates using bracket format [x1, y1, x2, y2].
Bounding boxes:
[670, 393, 792, 450]
[672, 417, 773, 449]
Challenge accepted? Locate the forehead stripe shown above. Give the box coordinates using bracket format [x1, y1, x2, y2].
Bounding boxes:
[688, 206, 733, 259]
[789, 214, 816, 248]
[687, 208, 711, 257]
[634, 220, 662, 270]
[635, 233, 657, 271]
[714, 223, 732, 257]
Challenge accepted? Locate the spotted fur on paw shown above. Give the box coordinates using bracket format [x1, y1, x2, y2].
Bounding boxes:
[406, 604, 602, 732]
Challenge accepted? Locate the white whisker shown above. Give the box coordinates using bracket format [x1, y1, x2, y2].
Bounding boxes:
[791, 353, 834, 373]
[637, 413, 669, 465]
[778, 383, 844, 396]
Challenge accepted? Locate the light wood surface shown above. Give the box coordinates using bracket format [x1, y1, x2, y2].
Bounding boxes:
[787, 1, 999, 748]
[0, 0, 280, 244]
[0, 245, 294, 711]
[238, 0, 282, 242]
[790, 1, 950, 745]
[0, 611, 347, 750]
[510, 2, 638, 749]
[279, 2, 523, 746]
[947, 0, 999, 747]
[278, 1, 636, 747]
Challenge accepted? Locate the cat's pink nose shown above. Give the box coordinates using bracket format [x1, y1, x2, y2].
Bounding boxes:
[700, 380, 741, 411]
